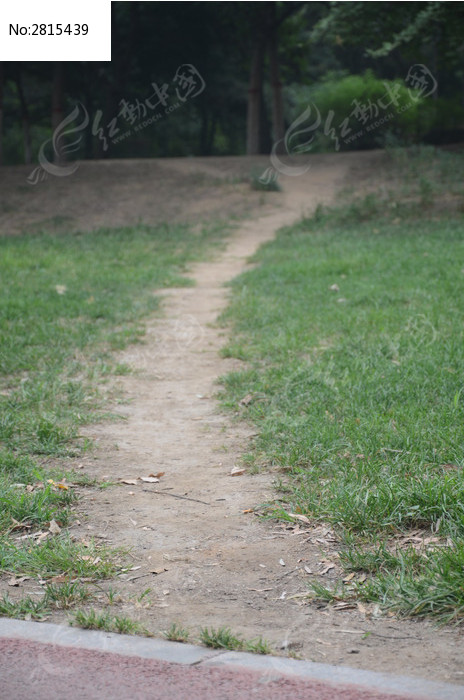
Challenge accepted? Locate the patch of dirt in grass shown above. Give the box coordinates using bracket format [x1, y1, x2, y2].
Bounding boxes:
[0, 156, 278, 236]
[2, 152, 463, 686]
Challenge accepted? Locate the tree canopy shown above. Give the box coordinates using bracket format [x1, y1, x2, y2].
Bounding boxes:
[1, 1, 463, 165]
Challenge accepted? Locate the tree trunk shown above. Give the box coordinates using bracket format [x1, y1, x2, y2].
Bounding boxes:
[52, 62, 65, 163]
[246, 41, 264, 155]
[269, 9, 285, 149]
[15, 68, 32, 165]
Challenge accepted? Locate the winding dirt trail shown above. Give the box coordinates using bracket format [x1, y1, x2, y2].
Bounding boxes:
[60, 153, 464, 684]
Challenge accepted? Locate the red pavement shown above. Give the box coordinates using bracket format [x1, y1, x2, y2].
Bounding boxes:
[0, 638, 426, 700]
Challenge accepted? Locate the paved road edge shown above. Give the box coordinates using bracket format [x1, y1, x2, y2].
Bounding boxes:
[0, 619, 462, 699]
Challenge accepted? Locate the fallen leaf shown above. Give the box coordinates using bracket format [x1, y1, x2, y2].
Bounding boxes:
[49, 519, 61, 535]
[333, 602, 356, 610]
[329, 283, 340, 292]
[150, 567, 168, 575]
[55, 285, 67, 295]
[49, 574, 69, 584]
[57, 483, 69, 490]
[319, 562, 335, 575]
[343, 572, 356, 583]
[120, 479, 138, 486]
[279, 558, 286, 566]
[242, 509, 254, 514]
[316, 638, 332, 646]
[304, 566, 312, 575]
[10, 518, 30, 531]
[150, 472, 165, 479]
[8, 576, 29, 587]
[286, 592, 309, 600]
[230, 467, 245, 476]
[287, 512, 310, 524]
[239, 394, 253, 406]
[247, 588, 274, 592]
[139, 477, 159, 483]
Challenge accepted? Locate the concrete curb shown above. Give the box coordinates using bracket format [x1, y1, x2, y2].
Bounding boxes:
[0, 619, 462, 700]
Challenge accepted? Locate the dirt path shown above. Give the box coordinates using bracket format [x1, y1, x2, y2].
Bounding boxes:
[41, 153, 463, 684]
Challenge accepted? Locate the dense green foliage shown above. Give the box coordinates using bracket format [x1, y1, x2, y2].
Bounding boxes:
[3, 2, 463, 164]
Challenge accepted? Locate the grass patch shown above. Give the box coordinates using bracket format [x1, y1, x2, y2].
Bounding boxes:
[0, 582, 94, 620]
[220, 147, 464, 623]
[0, 535, 119, 580]
[43, 580, 94, 609]
[163, 622, 191, 643]
[250, 168, 281, 192]
[0, 592, 49, 620]
[199, 626, 271, 654]
[71, 608, 151, 636]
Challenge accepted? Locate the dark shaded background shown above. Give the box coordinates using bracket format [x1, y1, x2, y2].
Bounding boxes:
[1, 1, 463, 165]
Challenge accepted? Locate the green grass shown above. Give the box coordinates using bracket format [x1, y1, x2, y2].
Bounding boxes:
[0, 592, 49, 620]
[250, 168, 281, 192]
[71, 608, 152, 636]
[163, 622, 191, 642]
[0, 535, 119, 580]
[220, 147, 464, 623]
[0, 582, 93, 620]
[199, 626, 271, 654]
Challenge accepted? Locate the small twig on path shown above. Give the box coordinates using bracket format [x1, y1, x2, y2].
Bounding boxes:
[335, 629, 418, 640]
[370, 633, 419, 640]
[126, 572, 156, 582]
[142, 489, 211, 505]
